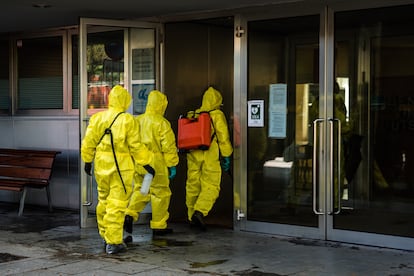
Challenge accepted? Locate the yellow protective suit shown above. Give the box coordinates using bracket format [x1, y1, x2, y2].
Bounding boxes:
[125, 90, 179, 230]
[186, 87, 233, 220]
[81, 85, 153, 245]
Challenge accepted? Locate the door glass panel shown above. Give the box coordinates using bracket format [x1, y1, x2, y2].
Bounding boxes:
[247, 15, 319, 227]
[130, 28, 156, 115]
[83, 27, 125, 219]
[334, 5, 414, 238]
[87, 29, 124, 115]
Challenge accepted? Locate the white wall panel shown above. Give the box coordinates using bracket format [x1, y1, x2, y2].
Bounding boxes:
[0, 120, 16, 148]
[14, 118, 70, 150]
[0, 116, 80, 211]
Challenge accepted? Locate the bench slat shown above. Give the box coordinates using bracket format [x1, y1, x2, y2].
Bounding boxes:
[0, 148, 60, 158]
[0, 166, 52, 181]
[0, 156, 54, 169]
[0, 178, 48, 187]
[0, 179, 27, 185]
[0, 179, 26, 190]
[0, 185, 24, 192]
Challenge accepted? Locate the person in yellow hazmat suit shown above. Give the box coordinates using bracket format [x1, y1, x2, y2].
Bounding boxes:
[123, 90, 179, 241]
[81, 85, 154, 255]
[186, 86, 233, 231]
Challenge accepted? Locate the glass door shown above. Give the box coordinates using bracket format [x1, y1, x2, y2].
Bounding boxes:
[242, 13, 326, 239]
[327, 5, 414, 250]
[79, 18, 161, 228]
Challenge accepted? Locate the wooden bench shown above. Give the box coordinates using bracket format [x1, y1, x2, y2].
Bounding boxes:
[0, 148, 61, 216]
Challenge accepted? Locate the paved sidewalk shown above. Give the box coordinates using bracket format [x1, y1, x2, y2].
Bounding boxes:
[0, 205, 413, 275]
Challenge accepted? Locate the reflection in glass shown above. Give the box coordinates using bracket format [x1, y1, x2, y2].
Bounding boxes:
[72, 34, 79, 109]
[334, 5, 414, 238]
[17, 36, 63, 109]
[87, 29, 124, 115]
[130, 28, 156, 115]
[247, 15, 319, 227]
[0, 40, 8, 111]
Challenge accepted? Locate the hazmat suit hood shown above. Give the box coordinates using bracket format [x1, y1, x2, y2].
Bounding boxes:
[198, 87, 223, 112]
[146, 90, 168, 116]
[108, 85, 132, 112]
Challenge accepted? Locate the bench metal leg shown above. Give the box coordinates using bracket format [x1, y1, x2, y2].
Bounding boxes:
[46, 186, 53, 212]
[18, 187, 28, 216]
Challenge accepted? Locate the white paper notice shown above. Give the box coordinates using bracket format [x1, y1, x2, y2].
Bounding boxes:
[268, 84, 287, 138]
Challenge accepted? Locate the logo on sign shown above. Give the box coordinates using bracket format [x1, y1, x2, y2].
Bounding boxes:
[251, 104, 260, 119]
[138, 89, 149, 100]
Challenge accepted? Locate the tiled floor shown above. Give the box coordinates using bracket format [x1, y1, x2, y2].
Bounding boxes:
[0, 203, 413, 275]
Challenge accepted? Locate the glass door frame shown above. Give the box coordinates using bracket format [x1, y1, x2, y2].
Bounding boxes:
[79, 17, 162, 228]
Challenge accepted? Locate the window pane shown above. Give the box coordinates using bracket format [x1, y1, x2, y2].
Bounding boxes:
[72, 34, 79, 109]
[17, 36, 63, 109]
[131, 28, 155, 115]
[0, 40, 9, 111]
[87, 29, 124, 115]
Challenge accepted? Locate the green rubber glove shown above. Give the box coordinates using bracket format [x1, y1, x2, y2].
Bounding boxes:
[168, 166, 177, 180]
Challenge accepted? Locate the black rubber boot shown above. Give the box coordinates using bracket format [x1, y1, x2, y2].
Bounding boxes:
[123, 215, 133, 244]
[153, 228, 173, 236]
[105, 243, 127, 254]
[123, 235, 133, 244]
[124, 215, 133, 233]
[191, 211, 206, 231]
[102, 239, 107, 252]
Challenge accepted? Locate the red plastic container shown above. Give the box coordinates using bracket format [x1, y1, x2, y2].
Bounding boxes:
[178, 112, 211, 150]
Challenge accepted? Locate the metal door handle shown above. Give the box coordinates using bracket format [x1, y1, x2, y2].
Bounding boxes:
[312, 118, 325, 215]
[329, 118, 341, 215]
